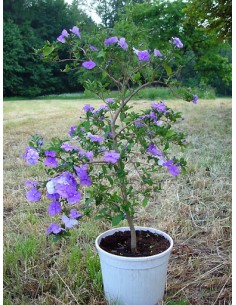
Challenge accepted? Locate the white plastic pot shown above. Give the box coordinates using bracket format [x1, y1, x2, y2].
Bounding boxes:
[95, 226, 173, 305]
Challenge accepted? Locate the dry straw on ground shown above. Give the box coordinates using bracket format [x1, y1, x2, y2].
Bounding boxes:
[3, 98, 232, 304]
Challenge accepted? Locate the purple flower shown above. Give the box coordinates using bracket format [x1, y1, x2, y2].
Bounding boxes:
[62, 215, 78, 228]
[44, 150, 58, 167]
[154, 49, 162, 57]
[48, 201, 62, 216]
[25, 180, 38, 188]
[172, 37, 183, 48]
[147, 144, 163, 156]
[118, 38, 128, 50]
[45, 150, 56, 157]
[136, 50, 150, 61]
[57, 29, 69, 43]
[68, 125, 77, 137]
[96, 104, 109, 112]
[79, 150, 94, 161]
[46, 223, 65, 235]
[83, 104, 94, 113]
[89, 45, 98, 51]
[74, 165, 92, 186]
[69, 209, 82, 219]
[105, 98, 115, 104]
[163, 160, 181, 176]
[26, 187, 41, 202]
[70, 26, 81, 38]
[104, 36, 118, 46]
[47, 172, 81, 203]
[104, 151, 120, 164]
[82, 60, 96, 70]
[192, 94, 198, 104]
[151, 101, 167, 113]
[23, 147, 39, 165]
[135, 118, 145, 127]
[47, 192, 60, 200]
[87, 132, 104, 144]
[61, 142, 78, 152]
[67, 189, 82, 204]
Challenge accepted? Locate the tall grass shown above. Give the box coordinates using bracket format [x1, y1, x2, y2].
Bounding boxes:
[3, 98, 231, 304]
[3, 86, 216, 102]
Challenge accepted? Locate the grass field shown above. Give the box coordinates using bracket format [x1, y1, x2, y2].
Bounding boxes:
[3, 98, 232, 304]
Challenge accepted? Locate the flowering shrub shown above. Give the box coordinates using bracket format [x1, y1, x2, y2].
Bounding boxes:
[24, 26, 197, 252]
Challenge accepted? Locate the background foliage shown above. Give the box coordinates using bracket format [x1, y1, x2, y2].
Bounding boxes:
[3, 0, 232, 98]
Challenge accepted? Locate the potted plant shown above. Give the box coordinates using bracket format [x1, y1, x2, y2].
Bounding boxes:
[23, 25, 198, 305]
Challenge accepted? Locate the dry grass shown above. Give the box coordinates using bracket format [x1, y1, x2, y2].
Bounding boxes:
[3, 98, 232, 304]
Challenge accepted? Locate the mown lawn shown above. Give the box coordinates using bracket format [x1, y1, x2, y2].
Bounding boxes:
[3, 98, 232, 304]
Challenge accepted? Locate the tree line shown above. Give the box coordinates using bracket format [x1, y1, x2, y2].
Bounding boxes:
[3, 0, 232, 98]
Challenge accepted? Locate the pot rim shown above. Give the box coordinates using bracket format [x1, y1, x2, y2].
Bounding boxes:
[95, 226, 173, 261]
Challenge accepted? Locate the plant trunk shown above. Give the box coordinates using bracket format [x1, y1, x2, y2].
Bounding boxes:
[126, 213, 137, 254]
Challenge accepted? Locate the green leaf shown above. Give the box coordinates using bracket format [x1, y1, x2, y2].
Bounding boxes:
[84, 120, 90, 131]
[142, 198, 148, 207]
[111, 214, 124, 226]
[163, 63, 172, 76]
[43, 46, 54, 56]
[120, 112, 126, 122]
[107, 176, 114, 185]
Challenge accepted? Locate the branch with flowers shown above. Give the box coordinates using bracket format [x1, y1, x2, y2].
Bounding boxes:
[23, 25, 198, 253]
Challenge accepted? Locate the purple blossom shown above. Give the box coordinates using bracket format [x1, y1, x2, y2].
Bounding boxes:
[163, 160, 181, 176]
[57, 29, 69, 43]
[172, 37, 183, 48]
[83, 104, 94, 113]
[26, 187, 41, 202]
[135, 118, 146, 127]
[25, 180, 38, 188]
[89, 45, 98, 51]
[105, 98, 115, 104]
[46, 223, 65, 235]
[62, 215, 78, 228]
[96, 104, 109, 112]
[192, 94, 198, 104]
[140, 111, 158, 122]
[68, 125, 77, 137]
[47, 172, 81, 203]
[74, 165, 92, 186]
[151, 101, 167, 113]
[82, 60, 96, 70]
[48, 201, 62, 216]
[147, 144, 163, 156]
[87, 132, 104, 144]
[154, 49, 162, 57]
[70, 26, 81, 38]
[45, 150, 56, 157]
[69, 209, 83, 219]
[104, 151, 120, 164]
[23, 147, 39, 165]
[44, 151, 58, 167]
[61, 142, 78, 152]
[136, 50, 150, 61]
[67, 189, 82, 204]
[118, 38, 128, 50]
[104, 36, 118, 46]
[47, 192, 60, 200]
[79, 151, 93, 161]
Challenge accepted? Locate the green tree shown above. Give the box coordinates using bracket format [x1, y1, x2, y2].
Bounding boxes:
[184, 0, 232, 40]
[114, 0, 231, 95]
[3, 20, 24, 96]
[3, 0, 97, 97]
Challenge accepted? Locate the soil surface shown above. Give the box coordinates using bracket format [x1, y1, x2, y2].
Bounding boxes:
[99, 230, 170, 257]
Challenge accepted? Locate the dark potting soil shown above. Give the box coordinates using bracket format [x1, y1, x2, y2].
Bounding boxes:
[99, 230, 170, 257]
